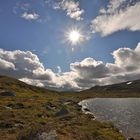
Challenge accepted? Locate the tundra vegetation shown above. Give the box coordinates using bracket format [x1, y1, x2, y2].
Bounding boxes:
[0, 75, 140, 140]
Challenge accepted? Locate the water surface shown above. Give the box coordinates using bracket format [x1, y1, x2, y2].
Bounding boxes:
[79, 98, 140, 138]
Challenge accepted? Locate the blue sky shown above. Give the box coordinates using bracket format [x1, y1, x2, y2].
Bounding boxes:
[0, 0, 140, 90]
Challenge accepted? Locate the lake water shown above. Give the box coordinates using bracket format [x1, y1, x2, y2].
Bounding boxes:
[79, 98, 140, 138]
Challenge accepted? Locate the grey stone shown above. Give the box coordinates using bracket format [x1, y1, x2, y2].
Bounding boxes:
[7, 103, 25, 109]
[36, 130, 57, 140]
[55, 107, 69, 117]
[0, 91, 16, 97]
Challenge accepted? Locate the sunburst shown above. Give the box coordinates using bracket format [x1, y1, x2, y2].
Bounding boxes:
[66, 28, 83, 45]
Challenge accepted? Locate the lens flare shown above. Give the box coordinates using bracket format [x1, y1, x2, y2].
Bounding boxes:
[66, 28, 83, 45]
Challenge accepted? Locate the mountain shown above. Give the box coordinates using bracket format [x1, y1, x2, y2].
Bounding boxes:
[89, 80, 140, 92]
[0, 75, 57, 95]
[77, 79, 140, 99]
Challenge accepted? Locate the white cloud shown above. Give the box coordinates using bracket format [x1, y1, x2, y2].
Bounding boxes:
[0, 58, 15, 70]
[0, 49, 79, 91]
[53, 0, 84, 21]
[0, 42, 140, 91]
[70, 42, 140, 88]
[91, 0, 140, 36]
[21, 12, 39, 21]
[70, 58, 109, 78]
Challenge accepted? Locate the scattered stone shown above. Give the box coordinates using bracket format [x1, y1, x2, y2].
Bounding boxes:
[0, 91, 16, 97]
[18, 129, 57, 140]
[59, 99, 76, 105]
[7, 103, 25, 109]
[37, 130, 57, 140]
[55, 107, 69, 117]
[4, 106, 12, 110]
[86, 113, 96, 120]
[83, 108, 90, 112]
[0, 122, 13, 129]
[30, 96, 39, 100]
[14, 123, 24, 129]
[75, 104, 82, 111]
[37, 114, 48, 118]
[44, 102, 56, 110]
[0, 105, 12, 110]
[59, 115, 73, 121]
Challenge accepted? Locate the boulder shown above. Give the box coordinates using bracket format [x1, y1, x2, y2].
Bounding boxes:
[18, 129, 57, 140]
[0, 91, 16, 97]
[0, 122, 13, 129]
[7, 103, 25, 109]
[83, 108, 90, 112]
[75, 104, 82, 111]
[44, 102, 56, 110]
[59, 99, 75, 105]
[36, 130, 57, 140]
[55, 107, 69, 117]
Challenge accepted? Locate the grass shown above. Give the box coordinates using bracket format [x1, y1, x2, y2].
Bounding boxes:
[0, 75, 140, 140]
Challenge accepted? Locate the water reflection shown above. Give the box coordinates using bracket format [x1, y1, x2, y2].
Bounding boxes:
[79, 98, 140, 138]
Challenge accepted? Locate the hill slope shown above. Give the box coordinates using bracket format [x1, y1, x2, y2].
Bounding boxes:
[0, 75, 56, 94]
[0, 75, 127, 140]
[75, 79, 140, 99]
[89, 80, 140, 92]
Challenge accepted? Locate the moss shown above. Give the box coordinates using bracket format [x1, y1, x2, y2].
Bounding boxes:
[0, 75, 138, 139]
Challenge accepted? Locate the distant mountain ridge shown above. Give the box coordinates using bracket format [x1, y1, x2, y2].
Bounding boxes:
[88, 80, 140, 93]
[0, 75, 55, 94]
[0, 75, 140, 93]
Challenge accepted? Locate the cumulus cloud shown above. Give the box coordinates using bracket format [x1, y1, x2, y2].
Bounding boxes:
[53, 0, 84, 20]
[0, 49, 79, 91]
[0, 58, 15, 70]
[0, 42, 140, 91]
[91, 0, 140, 36]
[70, 58, 109, 79]
[71, 42, 140, 88]
[21, 12, 39, 21]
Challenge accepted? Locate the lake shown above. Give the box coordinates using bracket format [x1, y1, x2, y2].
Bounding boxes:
[79, 98, 140, 138]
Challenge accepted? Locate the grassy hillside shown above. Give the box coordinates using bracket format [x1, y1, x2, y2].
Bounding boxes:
[0, 75, 139, 140]
[89, 80, 140, 92]
[76, 79, 140, 100]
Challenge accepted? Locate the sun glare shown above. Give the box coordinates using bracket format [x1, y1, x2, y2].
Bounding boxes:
[67, 29, 82, 45]
[69, 30, 80, 43]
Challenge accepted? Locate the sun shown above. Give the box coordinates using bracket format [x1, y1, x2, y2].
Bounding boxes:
[67, 29, 83, 45]
[69, 30, 81, 44]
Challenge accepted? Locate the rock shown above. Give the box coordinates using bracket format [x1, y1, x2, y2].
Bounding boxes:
[44, 102, 56, 110]
[0, 122, 13, 129]
[55, 107, 69, 117]
[7, 103, 25, 109]
[14, 123, 24, 129]
[0, 91, 16, 97]
[59, 99, 76, 105]
[86, 113, 95, 120]
[18, 129, 57, 140]
[59, 115, 73, 121]
[37, 114, 48, 118]
[37, 130, 57, 140]
[83, 108, 90, 112]
[0, 105, 12, 110]
[127, 138, 135, 140]
[75, 104, 82, 111]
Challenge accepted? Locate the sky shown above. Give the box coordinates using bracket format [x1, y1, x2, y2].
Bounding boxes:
[0, 0, 140, 91]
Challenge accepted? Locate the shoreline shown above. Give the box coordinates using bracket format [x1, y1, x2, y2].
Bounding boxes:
[78, 98, 140, 140]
